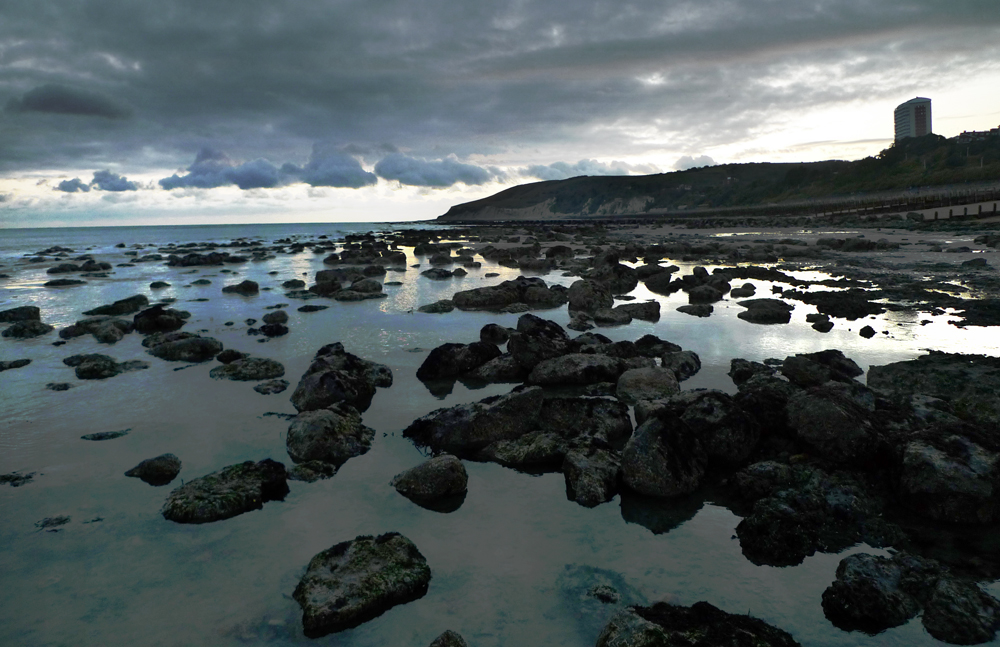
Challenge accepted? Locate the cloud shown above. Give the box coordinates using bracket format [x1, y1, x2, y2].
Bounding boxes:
[91, 169, 138, 191]
[674, 155, 717, 171]
[6, 84, 132, 119]
[55, 178, 90, 193]
[159, 148, 281, 190]
[524, 159, 661, 181]
[281, 145, 377, 188]
[374, 154, 495, 187]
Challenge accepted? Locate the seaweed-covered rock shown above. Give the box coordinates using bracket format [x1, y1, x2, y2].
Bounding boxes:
[63, 353, 122, 379]
[286, 403, 374, 466]
[417, 342, 501, 381]
[161, 459, 288, 523]
[476, 431, 569, 470]
[254, 378, 289, 395]
[125, 453, 182, 486]
[539, 397, 634, 446]
[597, 601, 801, 647]
[210, 357, 285, 381]
[2, 319, 54, 339]
[292, 533, 431, 637]
[621, 415, 706, 498]
[568, 279, 614, 312]
[403, 386, 544, 455]
[290, 343, 392, 413]
[144, 332, 223, 362]
[390, 454, 468, 510]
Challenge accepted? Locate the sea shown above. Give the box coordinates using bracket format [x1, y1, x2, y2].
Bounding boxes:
[0, 221, 996, 647]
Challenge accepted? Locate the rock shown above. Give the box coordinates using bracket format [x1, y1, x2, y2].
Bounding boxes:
[539, 397, 634, 446]
[634, 334, 681, 358]
[868, 352, 1000, 432]
[390, 454, 468, 511]
[593, 308, 632, 326]
[480, 323, 510, 345]
[125, 454, 182, 486]
[216, 349, 248, 364]
[421, 268, 453, 280]
[292, 533, 431, 637]
[428, 630, 468, 647]
[418, 300, 455, 314]
[63, 353, 122, 379]
[897, 426, 999, 524]
[0, 359, 31, 371]
[262, 309, 288, 324]
[621, 415, 707, 498]
[923, 578, 1000, 645]
[290, 343, 392, 413]
[298, 304, 329, 313]
[283, 279, 307, 289]
[859, 325, 876, 339]
[260, 322, 289, 337]
[586, 252, 638, 294]
[734, 374, 799, 437]
[71, 316, 134, 344]
[780, 350, 862, 388]
[615, 368, 679, 404]
[462, 353, 528, 383]
[286, 402, 375, 466]
[729, 283, 756, 298]
[161, 458, 288, 523]
[645, 271, 681, 295]
[736, 469, 900, 567]
[210, 357, 285, 381]
[222, 280, 259, 296]
[660, 350, 701, 382]
[82, 294, 149, 316]
[254, 378, 289, 395]
[416, 342, 501, 381]
[786, 382, 878, 463]
[2, 320, 54, 339]
[403, 386, 544, 455]
[0, 305, 41, 322]
[568, 279, 614, 312]
[44, 278, 86, 287]
[821, 552, 925, 633]
[528, 353, 627, 385]
[664, 389, 759, 466]
[676, 304, 712, 317]
[615, 301, 660, 322]
[686, 284, 723, 303]
[453, 276, 568, 311]
[597, 602, 801, 647]
[563, 444, 621, 507]
[287, 461, 339, 482]
[507, 313, 571, 370]
[133, 305, 188, 334]
[150, 281, 171, 289]
[476, 431, 568, 470]
[350, 278, 383, 294]
[145, 332, 223, 362]
[728, 358, 774, 386]
[737, 298, 794, 324]
[81, 429, 130, 440]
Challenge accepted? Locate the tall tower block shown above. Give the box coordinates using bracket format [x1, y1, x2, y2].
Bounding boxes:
[894, 97, 932, 142]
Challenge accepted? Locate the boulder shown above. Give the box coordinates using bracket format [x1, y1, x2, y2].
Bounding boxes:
[350, 278, 383, 294]
[634, 334, 681, 358]
[421, 268, 453, 280]
[133, 305, 188, 334]
[222, 280, 259, 296]
[161, 459, 288, 523]
[390, 455, 468, 510]
[254, 378, 289, 394]
[597, 602, 801, 647]
[528, 353, 627, 385]
[429, 630, 468, 647]
[1, 319, 54, 339]
[615, 301, 660, 322]
[476, 432, 569, 470]
[286, 403, 375, 465]
[923, 578, 1000, 645]
[290, 343, 392, 413]
[82, 294, 149, 316]
[292, 533, 431, 637]
[0, 305, 40, 322]
[403, 386, 544, 455]
[676, 304, 712, 317]
[568, 279, 613, 312]
[786, 382, 878, 463]
[686, 284, 723, 303]
[0, 359, 31, 372]
[593, 308, 632, 326]
[452, 276, 567, 311]
[539, 397, 633, 446]
[462, 353, 528, 383]
[615, 368, 679, 404]
[664, 390, 759, 466]
[621, 415, 707, 498]
[508, 314, 571, 370]
[210, 357, 285, 381]
[418, 300, 455, 314]
[734, 374, 799, 437]
[660, 350, 701, 382]
[125, 453, 181, 486]
[728, 358, 775, 386]
[216, 349, 248, 364]
[62, 353, 122, 379]
[262, 309, 288, 324]
[563, 444, 621, 507]
[737, 298, 794, 324]
[145, 332, 223, 362]
[480, 323, 510, 345]
[416, 342, 501, 381]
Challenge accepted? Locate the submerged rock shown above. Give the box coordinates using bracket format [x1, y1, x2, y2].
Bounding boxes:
[161, 459, 288, 523]
[596, 601, 801, 647]
[292, 532, 431, 637]
[125, 453, 181, 486]
[390, 454, 468, 511]
[254, 378, 289, 395]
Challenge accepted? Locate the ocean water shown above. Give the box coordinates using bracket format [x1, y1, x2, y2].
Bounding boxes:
[0, 222, 997, 647]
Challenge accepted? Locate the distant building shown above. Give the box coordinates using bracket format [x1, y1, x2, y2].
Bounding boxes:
[955, 127, 1000, 144]
[894, 97, 932, 142]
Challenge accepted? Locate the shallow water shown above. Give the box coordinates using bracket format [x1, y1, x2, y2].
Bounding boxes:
[1, 223, 997, 646]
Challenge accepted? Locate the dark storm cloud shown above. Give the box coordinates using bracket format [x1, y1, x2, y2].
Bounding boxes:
[374, 154, 495, 187]
[6, 84, 132, 119]
[55, 178, 90, 193]
[91, 169, 138, 191]
[0, 0, 998, 176]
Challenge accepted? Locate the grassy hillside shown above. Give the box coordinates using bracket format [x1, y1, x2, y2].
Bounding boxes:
[441, 134, 1000, 219]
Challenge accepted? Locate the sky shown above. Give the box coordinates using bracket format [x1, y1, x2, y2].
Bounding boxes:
[1, 0, 999, 228]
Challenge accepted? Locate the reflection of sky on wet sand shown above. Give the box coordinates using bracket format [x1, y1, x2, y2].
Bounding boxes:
[0, 223, 992, 647]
